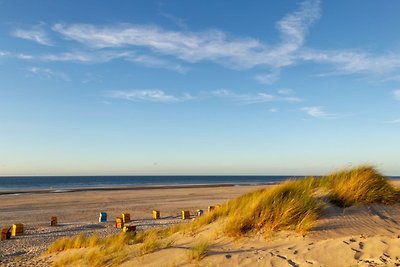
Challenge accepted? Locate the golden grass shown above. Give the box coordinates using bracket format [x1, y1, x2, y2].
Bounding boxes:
[47, 234, 100, 253]
[190, 177, 322, 236]
[321, 166, 398, 207]
[187, 240, 209, 261]
[48, 233, 135, 266]
[48, 228, 178, 266]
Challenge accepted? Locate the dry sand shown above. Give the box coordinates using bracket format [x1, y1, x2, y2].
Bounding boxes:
[1, 181, 400, 266]
[0, 184, 265, 266]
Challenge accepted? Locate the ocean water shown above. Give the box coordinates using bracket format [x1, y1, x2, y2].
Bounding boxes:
[0, 175, 294, 191]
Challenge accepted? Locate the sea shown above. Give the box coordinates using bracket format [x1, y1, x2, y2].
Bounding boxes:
[0, 175, 294, 191]
[1, 175, 399, 192]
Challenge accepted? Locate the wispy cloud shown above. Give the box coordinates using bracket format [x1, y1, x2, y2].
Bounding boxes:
[392, 89, 400, 100]
[12, 26, 53, 46]
[254, 70, 280, 85]
[0, 50, 10, 57]
[278, 88, 294, 95]
[384, 118, 400, 124]
[210, 89, 275, 104]
[160, 13, 188, 29]
[301, 106, 336, 118]
[10, 0, 400, 83]
[51, 0, 320, 70]
[105, 89, 193, 103]
[25, 67, 70, 81]
[299, 49, 400, 76]
[105, 88, 302, 105]
[209, 89, 302, 104]
[2, 50, 186, 73]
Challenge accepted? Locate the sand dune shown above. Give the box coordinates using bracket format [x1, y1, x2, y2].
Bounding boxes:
[122, 203, 400, 267]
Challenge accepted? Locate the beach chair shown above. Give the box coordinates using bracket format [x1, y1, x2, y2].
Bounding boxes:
[196, 209, 204, 217]
[152, 210, 160, 219]
[115, 217, 124, 229]
[99, 212, 107, 222]
[181, 210, 190, 220]
[11, 224, 23, 237]
[122, 213, 131, 223]
[123, 225, 136, 233]
[51, 216, 58, 226]
[1, 227, 11, 241]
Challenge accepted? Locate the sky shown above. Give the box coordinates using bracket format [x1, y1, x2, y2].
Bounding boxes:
[0, 0, 399, 176]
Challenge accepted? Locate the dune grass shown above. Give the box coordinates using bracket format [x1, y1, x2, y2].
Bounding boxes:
[48, 233, 135, 267]
[48, 229, 176, 266]
[187, 240, 209, 261]
[187, 177, 321, 236]
[46, 165, 399, 266]
[320, 166, 398, 207]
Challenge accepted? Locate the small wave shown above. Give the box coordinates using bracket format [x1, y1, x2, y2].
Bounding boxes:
[52, 189, 73, 193]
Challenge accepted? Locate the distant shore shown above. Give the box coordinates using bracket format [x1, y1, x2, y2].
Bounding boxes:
[0, 181, 278, 195]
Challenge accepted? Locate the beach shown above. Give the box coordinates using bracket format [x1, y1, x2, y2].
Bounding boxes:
[1, 181, 400, 266]
[0, 184, 266, 266]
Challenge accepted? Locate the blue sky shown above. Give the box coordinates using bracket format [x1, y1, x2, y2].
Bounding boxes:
[0, 0, 399, 176]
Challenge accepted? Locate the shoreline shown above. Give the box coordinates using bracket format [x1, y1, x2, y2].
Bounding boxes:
[0, 182, 277, 195]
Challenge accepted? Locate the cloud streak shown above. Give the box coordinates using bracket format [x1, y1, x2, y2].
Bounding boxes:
[393, 89, 400, 100]
[106, 88, 302, 105]
[12, 26, 53, 46]
[106, 89, 193, 103]
[384, 118, 400, 124]
[299, 49, 400, 76]
[51, 0, 320, 70]
[8, 0, 400, 83]
[210, 89, 275, 104]
[301, 106, 336, 118]
[1, 50, 186, 73]
[25, 67, 70, 81]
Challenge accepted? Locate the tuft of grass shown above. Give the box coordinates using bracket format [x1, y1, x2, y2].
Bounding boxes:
[47, 234, 101, 253]
[48, 228, 176, 266]
[187, 240, 208, 261]
[139, 228, 175, 255]
[48, 232, 136, 266]
[321, 166, 398, 207]
[222, 177, 321, 236]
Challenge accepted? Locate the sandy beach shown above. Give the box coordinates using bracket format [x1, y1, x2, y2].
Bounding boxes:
[0, 184, 266, 266]
[1, 181, 400, 266]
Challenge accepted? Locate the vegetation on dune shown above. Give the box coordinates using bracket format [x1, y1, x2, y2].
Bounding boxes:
[187, 240, 209, 261]
[48, 233, 133, 267]
[191, 177, 322, 236]
[320, 165, 398, 207]
[46, 165, 399, 266]
[48, 230, 177, 266]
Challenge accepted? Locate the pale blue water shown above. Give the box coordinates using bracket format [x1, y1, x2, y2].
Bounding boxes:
[0, 175, 294, 191]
